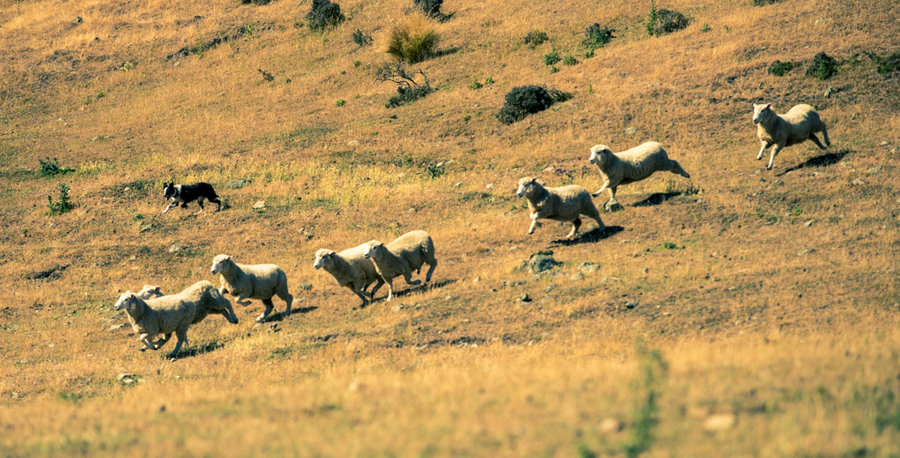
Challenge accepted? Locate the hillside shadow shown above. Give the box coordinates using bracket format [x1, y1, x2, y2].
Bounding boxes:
[551, 225, 624, 246]
[777, 149, 851, 176]
[632, 192, 682, 207]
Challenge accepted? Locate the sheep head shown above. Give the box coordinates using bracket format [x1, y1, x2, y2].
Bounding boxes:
[588, 144, 613, 166]
[516, 177, 544, 198]
[363, 241, 385, 259]
[137, 285, 163, 300]
[114, 292, 145, 318]
[752, 103, 773, 125]
[210, 254, 232, 275]
[314, 249, 335, 269]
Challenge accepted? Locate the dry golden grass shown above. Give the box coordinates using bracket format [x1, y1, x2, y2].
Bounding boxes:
[1, 0, 899, 455]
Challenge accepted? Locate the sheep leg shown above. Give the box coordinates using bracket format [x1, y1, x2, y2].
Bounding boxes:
[821, 124, 830, 146]
[167, 329, 187, 360]
[808, 133, 827, 150]
[403, 271, 421, 286]
[234, 293, 251, 307]
[424, 260, 437, 283]
[281, 293, 293, 317]
[352, 288, 370, 308]
[583, 207, 606, 232]
[385, 279, 395, 302]
[592, 180, 610, 198]
[756, 140, 771, 160]
[212, 198, 222, 212]
[605, 187, 620, 209]
[528, 209, 550, 234]
[257, 299, 274, 322]
[140, 334, 158, 351]
[369, 278, 385, 298]
[766, 144, 782, 170]
[567, 218, 582, 238]
[151, 333, 172, 349]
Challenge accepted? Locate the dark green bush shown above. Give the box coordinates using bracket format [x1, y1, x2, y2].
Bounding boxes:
[646, 2, 689, 37]
[39, 157, 74, 177]
[377, 62, 433, 108]
[306, 0, 345, 31]
[752, 0, 782, 5]
[768, 60, 794, 76]
[524, 31, 549, 49]
[876, 52, 900, 74]
[543, 50, 561, 66]
[583, 23, 614, 49]
[413, 0, 451, 20]
[497, 85, 572, 125]
[806, 52, 838, 80]
[387, 85, 432, 108]
[352, 29, 372, 47]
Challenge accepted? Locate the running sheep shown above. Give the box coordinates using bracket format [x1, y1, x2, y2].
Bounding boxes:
[588, 142, 691, 209]
[210, 254, 292, 323]
[136, 281, 239, 325]
[314, 244, 385, 308]
[114, 281, 238, 360]
[516, 177, 605, 238]
[752, 103, 830, 170]
[363, 230, 437, 301]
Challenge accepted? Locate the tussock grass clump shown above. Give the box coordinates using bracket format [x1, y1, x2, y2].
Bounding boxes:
[386, 15, 439, 64]
[497, 85, 572, 125]
[306, 0, 345, 31]
[807, 52, 838, 79]
[646, 1, 689, 37]
[876, 52, 900, 74]
[583, 23, 615, 49]
[524, 30, 549, 49]
[768, 60, 794, 76]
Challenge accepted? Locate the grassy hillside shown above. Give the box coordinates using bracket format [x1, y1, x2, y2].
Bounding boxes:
[1, 0, 899, 455]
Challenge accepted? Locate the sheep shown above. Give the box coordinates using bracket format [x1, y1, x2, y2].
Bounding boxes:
[516, 177, 605, 238]
[135, 281, 239, 325]
[588, 142, 691, 209]
[363, 230, 438, 301]
[314, 244, 385, 307]
[752, 103, 830, 170]
[210, 254, 292, 323]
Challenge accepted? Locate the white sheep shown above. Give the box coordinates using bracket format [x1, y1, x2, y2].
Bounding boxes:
[588, 142, 691, 209]
[752, 103, 830, 170]
[136, 281, 239, 325]
[363, 230, 438, 301]
[210, 254, 292, 323]
[314, 244, 385, 307]
[516, 177, 605, 238]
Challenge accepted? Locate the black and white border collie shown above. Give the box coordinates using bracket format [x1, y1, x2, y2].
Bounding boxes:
[162, 182, 222, 214]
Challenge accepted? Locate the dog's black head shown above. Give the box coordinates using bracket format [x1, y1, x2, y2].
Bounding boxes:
[163, 182, 178, 200]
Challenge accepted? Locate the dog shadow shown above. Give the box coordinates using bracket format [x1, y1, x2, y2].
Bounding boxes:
[632, 192, 683, 207]
[777, 149, 851, 176]
[552, 225, 624, 246]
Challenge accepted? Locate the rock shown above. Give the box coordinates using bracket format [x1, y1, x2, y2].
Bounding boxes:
[704, 413, 736, 432]
[866, 166, 882, 175]
[805, 220, 814, 227]
[797, 248, 813, 256]
[159, 405, 166, 412]
[625, 127, 637, 135]
[545, 285, 555, 293]
[642, 267, 650, 274]
[454, 182, 463, 187]
[526, 251, 562, 274]
[108, 323, 129, 332]
[824, 86, 835, 97]
[579, 262, 600, 274]
[226, 179, 250, 189]
[599, 418, 622, 433]
[625, 300, 639, 309]
[520, 293, 532, 303]
[851, 178, 865, 186]
[347, 140, 359, 147]
[117, 373, 135, 382]
[72, 16, 83, 25]
[485, 183, 494, 190]
[168, 244, 181, 253]
[139, 224, 152, 233]
[472, 277, 480, 283]
[252, 200, 266, 209]
[879, 141, 890, 146]
[123, 187, 131, 192]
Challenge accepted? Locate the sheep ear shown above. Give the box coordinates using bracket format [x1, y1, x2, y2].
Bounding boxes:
[764, 103, 771, 110]
[153, 286, 161, 294]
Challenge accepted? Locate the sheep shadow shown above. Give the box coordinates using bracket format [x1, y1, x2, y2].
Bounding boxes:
[262, 306, 318, 323]
[632, 192, 682, 207]
[777, 149, 851, 176]
[365, 279, 456, 305]
[551, 225, 624, 246]
[168, 339, 227, 360]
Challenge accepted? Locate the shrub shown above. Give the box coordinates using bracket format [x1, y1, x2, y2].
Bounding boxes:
[39, 157, 74, 177]
[806, 52, 838, 79]
[524, 30, 549, 49]
[583, 23, 614, 49]
[543, 50, 561, 66]
[306, 0, 345, 31]
[413, 0, 451, 21]
[646, 1, 689, 36]
[752, 0, 782, 5]
[241, 0, 272, 4]
[47, 183, 75, 215]
[497, 85, 572, 125]
[768, 60, 794, 76]
[876, 52, 900, 74]
[376, 62, 433, 108]
[336, 99, 346, 107]
[386, 16, 439, 63]
[549, 65, 559, 74]
[701, 23, 711, 32]
[352, 29, 372, 47]
[563, 55, 578, 66]
[469, 77, 483, 90]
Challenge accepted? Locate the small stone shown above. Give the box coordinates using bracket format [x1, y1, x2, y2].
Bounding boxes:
[123, 187, 131, 192]
[139, 224, 152, 233]
[866, 166, 882, 175]
[704, 413, 736, 431]
[599, 418, 622, 433]
[578, 262, 600, 274]
[108, 323, 128, 332]
[804, 220, 814, 227]
[625, 127, 637, 135]
[879, 141, 890, 146]
[545, 285, 555, 293]
[226, 179, 250, 189]
[642, 267, 650, 274]
[851, 178, 865, 186]
[814, 17, 829, 25]
[73, 16, 83, 25]
[168, 244, 181, 253]
[159, 405, 166, 412]
[520, 293, 532, 303]
[117, 373, 134, 381]
[824, 86, 835, 97]
[347, 140, 359, 147]
[485, 183, 494, 190]
[625, 300, 639, 309]
[526, 251, 561, 274]
[252, 200, 266, 209]
[797, 248, 811, 256]
[454, 182, 463, 187]
[472, 277, 480, 283]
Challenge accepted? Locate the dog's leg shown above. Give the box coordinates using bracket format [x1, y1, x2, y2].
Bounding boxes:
[194, 198, 205, 215]
[161, 202, 178, 214]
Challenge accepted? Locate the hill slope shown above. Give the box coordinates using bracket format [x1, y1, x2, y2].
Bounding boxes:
[1, 0, 899, 455]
